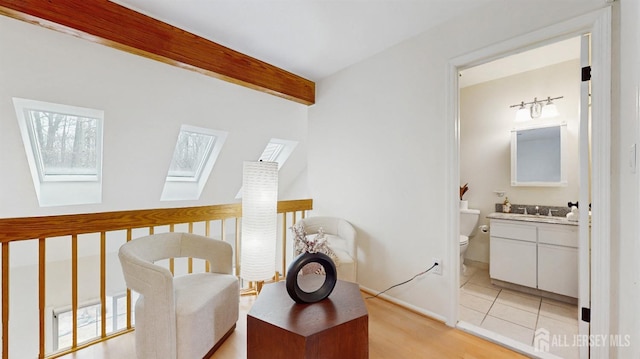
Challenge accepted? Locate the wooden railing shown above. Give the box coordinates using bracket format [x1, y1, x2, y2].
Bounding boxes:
[0, 199, 312, 359]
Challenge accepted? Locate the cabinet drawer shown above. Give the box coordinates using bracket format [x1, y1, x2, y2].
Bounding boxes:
[490, 220, 537, 243]
[538, 224, 578, 247]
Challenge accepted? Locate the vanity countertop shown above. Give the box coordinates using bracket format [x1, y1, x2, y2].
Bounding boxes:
[487, 212, 579, 226]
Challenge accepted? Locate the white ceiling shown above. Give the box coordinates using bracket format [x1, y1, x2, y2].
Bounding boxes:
[459, 36, 582, 88]
[111, 0, 497, 81]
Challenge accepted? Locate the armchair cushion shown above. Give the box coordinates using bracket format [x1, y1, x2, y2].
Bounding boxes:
[174, 273, 239, 358]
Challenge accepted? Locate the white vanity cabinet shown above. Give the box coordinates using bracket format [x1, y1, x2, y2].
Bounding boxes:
[489, 220, 537, 288]
[537, 224, 578, 297]
[489, 218, 578, 298]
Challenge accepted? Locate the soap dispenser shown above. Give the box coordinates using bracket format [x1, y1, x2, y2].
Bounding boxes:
[502, 197, 511, 213]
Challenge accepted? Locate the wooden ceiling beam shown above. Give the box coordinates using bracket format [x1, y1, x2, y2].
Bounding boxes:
[0, 0, 315, 105]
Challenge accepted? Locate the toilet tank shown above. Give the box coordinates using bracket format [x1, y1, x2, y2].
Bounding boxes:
[460, 208, 480, 237]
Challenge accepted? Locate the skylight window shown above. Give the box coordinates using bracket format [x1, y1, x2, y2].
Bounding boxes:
[13, 98, 104, 207]
[166, 130, 216, 181]
[258, 139, 297, 170]
[161, 125, 228, 201]
[26, 109, 100, 180]
[259, 142, 285, 162]
[236, 138, 297, 199]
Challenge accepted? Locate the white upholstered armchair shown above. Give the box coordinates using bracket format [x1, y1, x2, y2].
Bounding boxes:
[298, 217, 357, 282]
[118, 232, 239, 359]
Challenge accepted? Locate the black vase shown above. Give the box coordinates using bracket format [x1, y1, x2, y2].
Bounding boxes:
[285, 252, 337, 304]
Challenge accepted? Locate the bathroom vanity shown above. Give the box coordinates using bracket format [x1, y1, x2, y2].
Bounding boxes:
[487, 212, 578, 299]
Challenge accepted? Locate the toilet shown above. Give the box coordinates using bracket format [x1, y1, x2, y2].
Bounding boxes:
[459, 207, 480, 274]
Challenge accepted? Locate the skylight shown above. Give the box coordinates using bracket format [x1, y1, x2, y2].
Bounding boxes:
[259, 142, 285, 162]
[13, 98, 104, 207]
[166, 129, 216, 181]
[235, 138, 297, 199]
[26, 109, 100, 180]
[161, 125, 227, 201]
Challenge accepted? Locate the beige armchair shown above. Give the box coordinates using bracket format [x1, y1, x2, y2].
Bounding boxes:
[298, 217, 357, 282]
[118, 232, 239, 359]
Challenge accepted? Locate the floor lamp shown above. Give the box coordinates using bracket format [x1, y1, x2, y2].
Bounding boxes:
[241, 161, 278, 294]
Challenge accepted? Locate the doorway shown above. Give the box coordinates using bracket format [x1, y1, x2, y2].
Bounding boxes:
[457, 36, 584, 359]
[446, 8, 612, 359]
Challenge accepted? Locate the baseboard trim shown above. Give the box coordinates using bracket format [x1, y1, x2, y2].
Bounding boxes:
[359, 285, 447, 323]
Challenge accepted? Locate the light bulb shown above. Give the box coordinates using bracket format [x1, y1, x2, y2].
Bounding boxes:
[514, 103, 530, 122]
[541, 98, 559, 118]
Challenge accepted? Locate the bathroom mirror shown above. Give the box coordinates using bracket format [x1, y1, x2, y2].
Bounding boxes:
[511, 123, 567, 186]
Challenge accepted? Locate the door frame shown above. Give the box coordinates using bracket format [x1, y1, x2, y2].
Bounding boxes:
[446, 7, 611, 358]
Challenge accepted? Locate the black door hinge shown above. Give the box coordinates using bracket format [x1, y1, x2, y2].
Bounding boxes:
[582, 66, 592, 81]
[582, 307, 591, 323]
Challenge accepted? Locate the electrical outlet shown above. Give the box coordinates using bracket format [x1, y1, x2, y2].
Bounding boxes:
[431, 258, 442, 275]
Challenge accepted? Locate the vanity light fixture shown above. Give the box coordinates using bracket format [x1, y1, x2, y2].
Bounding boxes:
[510, 96, 563, 121]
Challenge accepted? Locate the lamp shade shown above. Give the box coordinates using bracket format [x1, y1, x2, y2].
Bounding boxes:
[515, 106, 530, 122]
[241, 161, 278, 282]
[541, 102, 559, 118]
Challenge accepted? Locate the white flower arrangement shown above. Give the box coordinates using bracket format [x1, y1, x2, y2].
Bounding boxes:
[290, 222, 339, 272]
[292, 222, 329, 254]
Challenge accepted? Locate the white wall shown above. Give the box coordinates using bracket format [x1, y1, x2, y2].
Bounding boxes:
[0, 15, 308, 219]
[308, 0, 606, 324]
[461, 59, 581, 264]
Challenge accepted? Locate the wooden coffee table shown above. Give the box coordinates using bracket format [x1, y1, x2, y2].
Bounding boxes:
[247, 277, 368, 359]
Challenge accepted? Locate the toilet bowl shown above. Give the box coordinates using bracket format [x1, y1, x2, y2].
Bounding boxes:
[459, 208, 480, 274]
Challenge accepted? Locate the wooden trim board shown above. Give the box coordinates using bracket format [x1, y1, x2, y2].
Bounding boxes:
[0, 0, 315, 105]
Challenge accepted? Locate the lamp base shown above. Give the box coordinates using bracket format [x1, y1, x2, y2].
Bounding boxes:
[240, 272, 282, 296]
[240, 281, 262, 296]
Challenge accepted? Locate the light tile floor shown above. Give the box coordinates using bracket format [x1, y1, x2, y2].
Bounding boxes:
[459, 265, 579, 359]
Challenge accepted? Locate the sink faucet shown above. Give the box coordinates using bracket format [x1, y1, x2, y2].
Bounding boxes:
[548, 209, 557, 217]
[518, 207, 528, 215]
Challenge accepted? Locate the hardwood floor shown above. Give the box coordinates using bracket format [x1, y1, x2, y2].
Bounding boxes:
[59, 291, 525, 359]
